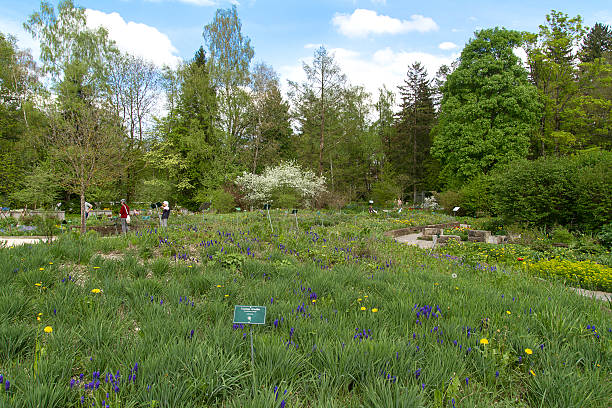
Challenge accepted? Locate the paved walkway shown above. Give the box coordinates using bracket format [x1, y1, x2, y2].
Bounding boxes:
[572, 287, 612, 302]
[394, 233, 434, 249]
[0, 236, 55, 247]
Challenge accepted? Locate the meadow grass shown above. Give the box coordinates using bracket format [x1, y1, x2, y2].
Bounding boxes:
[0, 211, 610, 407]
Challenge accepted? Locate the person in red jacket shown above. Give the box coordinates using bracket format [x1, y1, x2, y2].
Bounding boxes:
[120, 199, 130, 234]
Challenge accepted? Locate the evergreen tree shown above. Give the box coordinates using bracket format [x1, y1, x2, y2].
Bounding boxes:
[393, 62, 436, 202]
[580, 23, 612, 62]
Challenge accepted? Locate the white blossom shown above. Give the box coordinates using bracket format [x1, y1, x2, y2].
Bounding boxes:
[235, 161, 326, 206]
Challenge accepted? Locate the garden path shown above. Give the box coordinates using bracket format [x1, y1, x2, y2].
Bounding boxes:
[0, 236, 55, 247]
[394, 233, 434, 249]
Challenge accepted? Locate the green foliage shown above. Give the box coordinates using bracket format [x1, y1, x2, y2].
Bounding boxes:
[597, 223, 612, 249]
[432, 28, 541, 187]
[1, 212, 611, 407]
[528, 258, 612, 292]
[490, 149, 612, 231]
[209, 188, 235, 213]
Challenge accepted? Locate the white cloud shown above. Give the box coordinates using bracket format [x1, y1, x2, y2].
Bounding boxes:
[85, 9, 182, 67]
[332, 9, 438, 38]
[280, 46, 457, 102]
[304, 43, 322, 49]
[439, 41, 458, 50]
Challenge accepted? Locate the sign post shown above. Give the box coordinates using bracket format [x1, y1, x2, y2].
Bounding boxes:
[233, 305, 266, 396]
[264, 204, 273, 232]
[291, 209, 298, 230]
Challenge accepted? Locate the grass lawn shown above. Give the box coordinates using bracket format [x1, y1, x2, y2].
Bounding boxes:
[1, 211, 610, 407]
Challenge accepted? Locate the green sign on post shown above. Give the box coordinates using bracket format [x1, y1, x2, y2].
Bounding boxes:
[233, 305, 266, 325]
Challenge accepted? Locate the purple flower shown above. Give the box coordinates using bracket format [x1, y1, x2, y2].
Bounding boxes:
[0, 374, 3, 383]
[81, 396, 85, 403]
[5, 380, 9, 391]
[190, 329, 194, 338]
[495, 371, 499, 378]
[280, 401, 286, 408]
[465, 377, 469, 386]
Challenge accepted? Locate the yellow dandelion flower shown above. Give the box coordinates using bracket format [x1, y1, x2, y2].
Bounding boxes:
[216, 285, 222, 288]
[525, 348, 533, 355]
[360, 306, 366, 311]
[39, 267, 44, 271]
[93, 266, 100, 269]
[371, 308, 378, 313]
[49, 262, 53, 265]
[44, 326, 53, 333]
[364, 295, 368, 298]
[357, 298, 362, 302]
[530, 370, 536, 376]
[480, 338, 489, 345]
[312, 299, 316, 303]
[224, 294, 229, 298]
[34, 282, 42, 287]
[91, 288, 101, 294]
[506, 311, 511, 315]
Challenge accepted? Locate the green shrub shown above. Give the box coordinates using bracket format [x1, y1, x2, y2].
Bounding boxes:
[550, 225, 574, 244]
[490, 150, 612, 232]
[209, 189, 236, 213]
[598, 223, 612, 249]
[528, 258, 612, 292]
[436, 190, 463, 214]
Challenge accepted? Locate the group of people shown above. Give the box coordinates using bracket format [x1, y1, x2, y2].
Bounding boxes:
[84, 200, 171, 234]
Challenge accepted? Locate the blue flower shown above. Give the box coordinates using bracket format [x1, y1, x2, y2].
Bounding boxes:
[5, 380, 9, 391]
[280, 400, 286, 408]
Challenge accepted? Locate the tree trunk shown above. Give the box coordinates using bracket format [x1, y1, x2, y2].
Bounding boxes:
[80, 192, 86, 234]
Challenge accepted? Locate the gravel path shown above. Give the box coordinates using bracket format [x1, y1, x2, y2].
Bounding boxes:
[394, 233, 434, 249]
[0, 236, 55, 247]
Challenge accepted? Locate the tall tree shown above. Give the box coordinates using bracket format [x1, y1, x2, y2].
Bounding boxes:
[524, 10, 586, 155]
[203, 5, 254, 166]
[580, 23, 612, 63]
[26, 0, 122, 232]
[0, 32, 44, 205]
[147, 47, 220, 209]
[432, 28, 541, 187]
[374, 85, 396, 162]
[289, 46, 346, 176]
[393, 62, 436, 202]
[247, 62, 292, 173]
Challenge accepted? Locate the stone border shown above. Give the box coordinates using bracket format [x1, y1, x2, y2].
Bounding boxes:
[384, 222, 460, 238]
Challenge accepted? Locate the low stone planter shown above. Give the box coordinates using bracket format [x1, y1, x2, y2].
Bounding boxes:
[4, 210, 65, 221]
[423, 227, 443, 236]
[438, 235, 461, 243]
[468, 229, 491, 242]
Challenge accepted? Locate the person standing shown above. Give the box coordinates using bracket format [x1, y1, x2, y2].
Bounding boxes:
[120, 199, 130, 234]
[85, 201, 93, 219]
[161, 201, 170, 228]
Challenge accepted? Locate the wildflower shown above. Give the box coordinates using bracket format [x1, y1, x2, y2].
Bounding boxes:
[93, 266, 100, 269]
[465, 377, 469, 386]
[452, 273, 457, 278]
[530, 370, 536, 376]
[506, 311, 511, 315]
[5, 380, 9, 391]
[216, 285, 222, 288]
[312, 299, 316, 303]
[49, 262, 53, 265]
[357, 298, 362, 302]
[91, 289, 101, 294]
[44, 326, 53, 333]
[495, 371, 499, 378]
[371, 308, 378, 313]
[525, 348, 533, 355]
[224, 294, 229, 298]
[360, 306, 366, 311]
[480, 338, 489, 345]
[39, 267, 44, 271]
[34, 282, 42, 287]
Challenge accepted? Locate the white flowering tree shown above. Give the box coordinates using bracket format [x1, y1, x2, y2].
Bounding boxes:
[236, 161, 326, 207]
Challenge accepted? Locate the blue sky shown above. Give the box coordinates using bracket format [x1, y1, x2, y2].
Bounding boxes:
[1, 0, 611, 97]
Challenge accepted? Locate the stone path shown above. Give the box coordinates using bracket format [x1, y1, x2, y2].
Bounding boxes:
[572, 287, 612, 302]
[394, 233, 434, 249]
[0, 236, 55, 247]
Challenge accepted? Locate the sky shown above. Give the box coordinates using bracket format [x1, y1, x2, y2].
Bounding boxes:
[1, 0, 611, 100]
